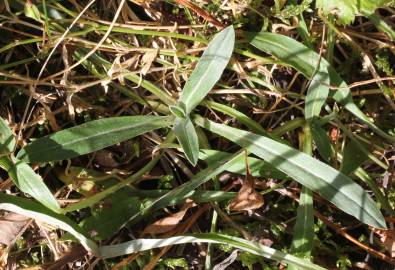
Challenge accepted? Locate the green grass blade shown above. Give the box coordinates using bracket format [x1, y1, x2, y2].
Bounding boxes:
[179, 26, 235, 114]
[290, 123, 314, 267]
[0, 117, 15, 155]
[198, 149, 288, 179]
[173, 117, 199, 166]
[17, 115, 173, 163]
[99, 233, 325, 269]
[0, 157, 61, 213]
[195, 116, 387, 228]
[130, 150, 244, 221]
[0, 193, 98, 255]
[248, 32, 395, 143]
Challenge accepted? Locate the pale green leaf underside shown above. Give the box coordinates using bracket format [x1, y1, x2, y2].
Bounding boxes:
[99, 233, 325, 269]
[249, 32, 394, 143]
[179, 26, 235, 114]
[17, 115, 173, 163]
[196, 117, 386, 228]
[0, 193, 99, 255]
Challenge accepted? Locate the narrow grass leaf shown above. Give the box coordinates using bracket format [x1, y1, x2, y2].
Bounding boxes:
[249, 32, 394, 143]
[174, 117, 199, 165]
[179, 26, 235, 114]
[0, 117, 15, 154]
[17, 115, 173, 163]
[196, 117, 386, 228]
[310, 121, 333, 163]
[0, 157, 61, 213]
[290, 123, 314, 266]
[130, 151, 244, 222]
[290, 187, 314, 260]
[199, 149, 288, 179]
[99, 233, 325, 269]
[0, 193, 99, 255]
[340, 139, 370, 175]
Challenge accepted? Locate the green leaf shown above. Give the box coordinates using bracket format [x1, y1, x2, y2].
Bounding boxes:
[173, 117, 199, 166]
[198, 149, 288, 179]
[340, 139, 370, 175]
[290, 187, 314, 259]
[0, 117, 15, 154]
[80, 196, 141, 240]
[0, 193, 98, 255]
[195, 116, 387, 229]
[249, 32, 394, 143]
[316, 0, 357, 25]
[178, 26, 235, 115]
[24, 1, 42, 23]
[132, 151, 244, 220]
[169, 104, 187, 119]
[17, 115, 173, 163]
[290, 122, 314, 266]
[305, 72, 329, 120]
[316, 0, 392, 25]
[0, 156, 61, 213]
[310, 121, 333, 163]
[98, 233, 325, 269]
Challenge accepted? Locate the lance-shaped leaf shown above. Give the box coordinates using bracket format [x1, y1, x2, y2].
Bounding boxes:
[99, 233, 325, 269]
[177, 26, 235, 115]
[173, 117, 199, 166]
[248, 32, 394, 143]
[0, 157, 61, 213]
[195, 117, 386, 229]
[0, 193, 99, 255]
[0, 117, 15, 154]
[17, 115, 173, 163]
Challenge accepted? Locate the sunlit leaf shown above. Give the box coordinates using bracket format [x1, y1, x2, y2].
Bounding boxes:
[0, 193, 99, 255]
[249, 32, 394, 143]
[178, 26, 235, 115]
[17, 115, 173, 163]
[99, 233, 325, 269]
[196, 116, 386, 228]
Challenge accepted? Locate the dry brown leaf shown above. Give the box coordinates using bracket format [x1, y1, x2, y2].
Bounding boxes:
[379, 230, 395, 257]
[140, 49, 158, 75]
[0, 213, 29, 245]
[229, 152, 264, 211]
[143, 200, 196, 235]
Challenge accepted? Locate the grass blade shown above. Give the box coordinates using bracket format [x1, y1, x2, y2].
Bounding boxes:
[0, 193, 98, 255]
[0, 117, 15, 154]
[195, 116, 387, 228]
[17, 115, 173, 163]
[173, 117, 199, 166]
[99, 233, 325, 269]
[178, 26, 235, 115]
[0, 157, 61, 213]
[248, 32, 394, 143]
